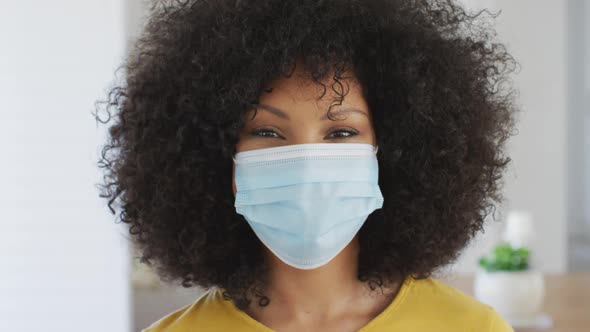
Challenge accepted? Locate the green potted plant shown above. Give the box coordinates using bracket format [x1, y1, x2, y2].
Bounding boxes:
[478, 243, 530, 272]
[475, 242, 545, 324]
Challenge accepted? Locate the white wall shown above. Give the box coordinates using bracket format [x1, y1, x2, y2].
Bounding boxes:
[567, 0, 590, 271]
[0, 1, 131, 331]
[452, 0, 568, 274]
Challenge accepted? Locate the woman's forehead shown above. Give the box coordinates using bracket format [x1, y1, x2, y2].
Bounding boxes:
[257, 72, 367, 114]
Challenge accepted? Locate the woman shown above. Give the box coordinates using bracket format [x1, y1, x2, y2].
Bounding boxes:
[95, 0, 518, 331]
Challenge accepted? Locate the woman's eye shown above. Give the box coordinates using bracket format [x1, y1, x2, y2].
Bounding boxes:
[326, 128, 359, 139]
[251, 128, 281, 138]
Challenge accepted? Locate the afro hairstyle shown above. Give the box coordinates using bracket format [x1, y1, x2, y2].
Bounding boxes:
[94, 0, 519, 310]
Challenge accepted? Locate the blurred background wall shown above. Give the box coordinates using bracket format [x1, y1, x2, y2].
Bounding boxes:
[566, 0, 590, 272]
[0, 1, 130, 331]
[452, 0, 570, 274]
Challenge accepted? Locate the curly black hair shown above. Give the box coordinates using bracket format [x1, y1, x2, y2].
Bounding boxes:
[94, 0, 519, 310]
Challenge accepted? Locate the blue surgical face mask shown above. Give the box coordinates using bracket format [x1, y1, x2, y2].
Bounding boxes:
[233, 143, 384, 269]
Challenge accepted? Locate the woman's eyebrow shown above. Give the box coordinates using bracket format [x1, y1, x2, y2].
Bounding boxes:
[255, 104, 290, 120]
[320, 108, 369, 120]
[255, 103, 368, 120]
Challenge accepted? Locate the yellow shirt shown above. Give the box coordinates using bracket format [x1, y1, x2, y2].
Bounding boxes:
[142, 277, 513, 332]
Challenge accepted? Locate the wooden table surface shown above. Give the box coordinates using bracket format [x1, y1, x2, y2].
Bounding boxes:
[442, 273, 590, 332]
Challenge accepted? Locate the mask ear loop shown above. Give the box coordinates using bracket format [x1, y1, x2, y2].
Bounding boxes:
[374, 145, 379, 154]
[232, 147, 239, 163]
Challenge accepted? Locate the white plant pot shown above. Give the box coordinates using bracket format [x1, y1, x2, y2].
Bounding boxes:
[474, 269, 545, 321]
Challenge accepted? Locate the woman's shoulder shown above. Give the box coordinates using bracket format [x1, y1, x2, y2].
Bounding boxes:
[141, 287, 241, 332]
[408, 277, 488, 310]
[398, 277, 513, 331]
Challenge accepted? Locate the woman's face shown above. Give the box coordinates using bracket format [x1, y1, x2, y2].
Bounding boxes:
[232, 66, 376, 194]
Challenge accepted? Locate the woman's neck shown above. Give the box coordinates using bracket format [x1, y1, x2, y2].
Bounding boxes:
[265, 237, 363, 318]
[244, 236, 402, 330]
